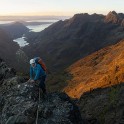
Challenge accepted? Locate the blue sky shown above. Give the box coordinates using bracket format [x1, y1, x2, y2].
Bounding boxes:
[0, 0, 123, 16]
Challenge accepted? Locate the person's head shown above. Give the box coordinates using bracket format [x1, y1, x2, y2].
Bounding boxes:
[30, 59, 36, 67]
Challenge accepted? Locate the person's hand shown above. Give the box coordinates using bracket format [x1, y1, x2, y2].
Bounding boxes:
[30, 80, 35, 83]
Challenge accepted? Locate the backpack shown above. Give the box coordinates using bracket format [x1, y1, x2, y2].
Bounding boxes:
[34, 57, 47, 72]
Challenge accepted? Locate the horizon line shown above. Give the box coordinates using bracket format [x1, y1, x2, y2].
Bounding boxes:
[0, 11, 109, 17]
[0, 10, 122, 17]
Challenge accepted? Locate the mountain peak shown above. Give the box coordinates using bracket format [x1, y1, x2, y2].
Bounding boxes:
[105, 11, 119, 23]
[111, 11, 118, 15]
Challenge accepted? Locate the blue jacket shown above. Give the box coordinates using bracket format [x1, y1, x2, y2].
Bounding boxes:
[30, 63, 46, 81]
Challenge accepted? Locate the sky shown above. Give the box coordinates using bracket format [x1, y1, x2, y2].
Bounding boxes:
[0, 0, 124, 16]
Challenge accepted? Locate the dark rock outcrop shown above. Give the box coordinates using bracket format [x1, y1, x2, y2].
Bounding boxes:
[1, 86, 83, 124]
[0, 58, 16, 82]
[79, 83, 124, 124]
[0, 59, 83, 124]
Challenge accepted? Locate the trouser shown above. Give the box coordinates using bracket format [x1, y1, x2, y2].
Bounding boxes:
[39, 75, 46, 94]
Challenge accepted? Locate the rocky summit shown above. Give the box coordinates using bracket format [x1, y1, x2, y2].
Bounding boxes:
[0, 58, 83, 124]
[105, 11, 124, 26]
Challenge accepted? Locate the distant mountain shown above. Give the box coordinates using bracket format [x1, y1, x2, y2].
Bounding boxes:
[20, 20, 54, 26]
[64, 39, 124, 98]
[0, 22, 29, 39]
[0, 16, 70, 21]
[0, 29, 19, 67]
[24, 11, 124, 72]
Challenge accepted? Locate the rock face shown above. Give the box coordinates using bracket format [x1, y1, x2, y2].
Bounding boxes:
[105, 11, 120, 23]
[79, 83, 124, 124]
[0, 59, 83, 124]
[105, 11, 124, 25]
[1, 87, 83, 124]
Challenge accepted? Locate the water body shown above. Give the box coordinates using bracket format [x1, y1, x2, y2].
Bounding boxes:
[26, 19, 58, 32]
[27, 19, 58, 23]
[27, 23, 52, 32]
[15, 23, 54, 47]
[13, 37, 29, 47]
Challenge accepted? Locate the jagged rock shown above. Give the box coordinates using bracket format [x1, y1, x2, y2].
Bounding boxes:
[105, 11, 120, 23]
[105, 11, 124, 26]
[2, 76, 26, 90]
[0, 59, 84, 124]
[1, 82, 38, 124]
[1, 81, 83, 124]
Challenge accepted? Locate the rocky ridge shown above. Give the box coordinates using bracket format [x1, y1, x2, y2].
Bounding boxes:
[0, 58, 83, 124]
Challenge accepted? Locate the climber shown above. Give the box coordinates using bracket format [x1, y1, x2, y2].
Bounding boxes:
[28, 58, 47, 96]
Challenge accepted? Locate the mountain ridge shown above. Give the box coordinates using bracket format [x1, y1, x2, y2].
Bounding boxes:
[24, 11, 124, 72]
[0, 21, 29, 39]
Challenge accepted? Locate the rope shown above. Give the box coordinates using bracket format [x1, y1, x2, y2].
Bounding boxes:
[35, 88, 40, 124]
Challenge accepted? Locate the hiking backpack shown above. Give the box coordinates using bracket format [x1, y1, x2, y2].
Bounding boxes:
[34, 57, 47, 72]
